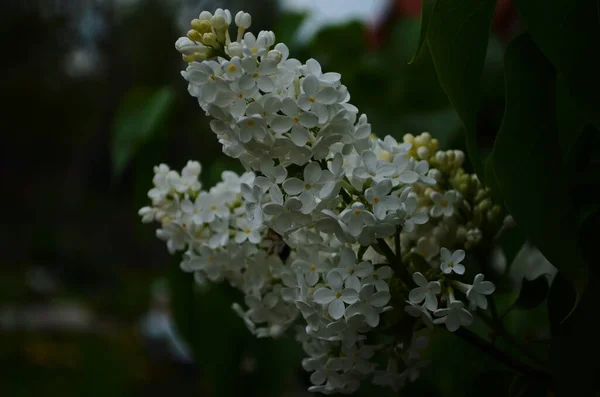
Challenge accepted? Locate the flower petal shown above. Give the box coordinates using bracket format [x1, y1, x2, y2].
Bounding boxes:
[370, 291, 391, 307]
[282, 177, 304, 195]
[412, 272, 428, 287]
[313, 288, 335, 304]
[341, 289, 359, 304]
[452, 249, 466, 264]
[328, 299, 345, 320]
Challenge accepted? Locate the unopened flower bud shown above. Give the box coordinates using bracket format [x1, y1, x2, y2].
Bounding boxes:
[436, 151, 447, 165]
[454, 150, 465, 167]
[258, 30, 276, 47]
[430, 138, 439, 152]
[175, 37, 199, 55]
[467, 228, 482, 244]
[414, 135, 426, 146]
[202, 32, 219, 47]
[187, 29, 202, 42]
[428, 168, 442, 182]
[265, 49, 282, 63]
[456, 226, 468, 242]
[417, 146, 430, 160]
[235, 11, 252, 28]
[503, 214, 516, 228]
[191, 19, 212, 34]
[403, 133, 415, 143]
[424, 187, 435, 200]
[211, 14, 227, 29]
[478, 199, 492, 213]
[199, 11, 213, 21]
[226, 42, 243, 57]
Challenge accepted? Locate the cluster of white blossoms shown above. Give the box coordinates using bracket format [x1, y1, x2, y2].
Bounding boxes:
[140, 8, 503, 394]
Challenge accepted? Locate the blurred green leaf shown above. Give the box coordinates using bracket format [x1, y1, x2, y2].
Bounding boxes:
[513, 277, 549, 311]
[168, 264, 245, 397]
[466, 369, 516, 397]
[111, 86, 175, 178]
[547, 273, 600, 395]
[493, 34, 588, 313]
[410, 0, 436, 64]
[426, 0, 497, 181]
[274, 11, 307, 51]
[484, 153, 501, 201]
[514, 0, 600, 130]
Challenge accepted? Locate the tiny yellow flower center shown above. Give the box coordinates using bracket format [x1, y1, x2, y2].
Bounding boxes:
[373, 196, 380, 204]
[209, 75, 216, 81]
[251, 48, 258, 54]
[380, 151, 392, 162]
[310, 265, 317, 272]
[252, 72, 260, 78]
[244, 228, 251, 234]
[309, 97, 315, 103]
[304, 183, 312, 190]
[292, 116, 300, 124]
[335, 291, 342, 298]
[247, 119, 255, 127]
[353, 209, 361, 216]
[208, 256, 214, 262]
[211, 204, 217, 210]
[440, 200, 448, 207]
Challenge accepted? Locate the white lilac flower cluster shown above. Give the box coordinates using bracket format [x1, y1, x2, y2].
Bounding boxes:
[140, 8, 502, 394]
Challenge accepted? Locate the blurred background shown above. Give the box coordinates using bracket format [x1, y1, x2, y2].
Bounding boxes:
[1, 0, 520, 395]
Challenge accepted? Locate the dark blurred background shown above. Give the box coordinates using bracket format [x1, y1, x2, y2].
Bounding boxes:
[0, 0, 519, 395]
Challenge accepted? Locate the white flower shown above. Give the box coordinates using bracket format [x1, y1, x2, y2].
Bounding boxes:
[313, 270, 359, 320]
[241, 32, 268, 57]
[404, 301, 434, 329]
[397, 196, 429, 232]
[270, 97, 318, 146]
[430, 190, 459, 218]
[408, 272, 441, 311]
[353, 150, 396, 182]
[433, 296, 473, 332]
[440, 247, 466, 275]
[282, 162, 334, 213]
[365, 179, 401, 220]
[466, 274, 496, 310]
[361, 265, 392, 292]
[345, 284, 390, 327]
[390, 153, 419, 185]
[413, 159, 436, 185]
[339, 203, 376, 237]
[235, 217, 263, 244]
[239, 57, 277, 92]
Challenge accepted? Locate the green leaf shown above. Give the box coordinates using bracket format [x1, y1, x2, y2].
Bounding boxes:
[548, 273, 600, 395]
[466, 369, 516, 397]
[167, 265, 246, 397]
[513, 277, 550, 310]
[493, 34, 588, 314]
[274, 11, 307, 51]
[514, 0, 600, 130]
[484, 152, 502, 201]
[409, 0, 436, 64]
[426, 0, 498, 181]
[111, 86, 175, 178]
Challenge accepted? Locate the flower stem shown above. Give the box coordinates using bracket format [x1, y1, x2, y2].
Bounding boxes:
[375, 238, 411, 286]
[476, 311, 549, 370]
[453, 327, 555, 387]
